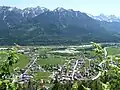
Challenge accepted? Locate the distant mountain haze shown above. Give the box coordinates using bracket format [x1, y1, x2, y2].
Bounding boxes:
[0, 6, 120, 45]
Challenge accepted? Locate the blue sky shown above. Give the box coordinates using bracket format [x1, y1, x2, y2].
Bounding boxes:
[1, 0, 120, 16]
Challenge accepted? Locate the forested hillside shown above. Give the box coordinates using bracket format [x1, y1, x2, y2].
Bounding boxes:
[0, 6, 120, 45]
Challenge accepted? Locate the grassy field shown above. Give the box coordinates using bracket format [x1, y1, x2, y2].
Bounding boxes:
[13, 54, 29, 69]
[106, 47, 120, 55]
[35, 72, 51, 80]
[37, 55, 65, 66]
[35, 72, 52, 89]
[0, 52, 29, 69]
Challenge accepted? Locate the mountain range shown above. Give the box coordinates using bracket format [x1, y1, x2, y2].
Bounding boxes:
[88, 14, 120, 22]
[0, 6, 120, 45]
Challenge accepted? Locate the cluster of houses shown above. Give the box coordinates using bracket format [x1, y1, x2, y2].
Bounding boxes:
[51, 58, 99, 82]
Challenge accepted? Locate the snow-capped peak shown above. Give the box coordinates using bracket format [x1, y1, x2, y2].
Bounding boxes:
[54, 7, 66, 12]
[88, 13, 120, 22]
[22, 6, 49, 18]
[8, 7, 15, 11]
